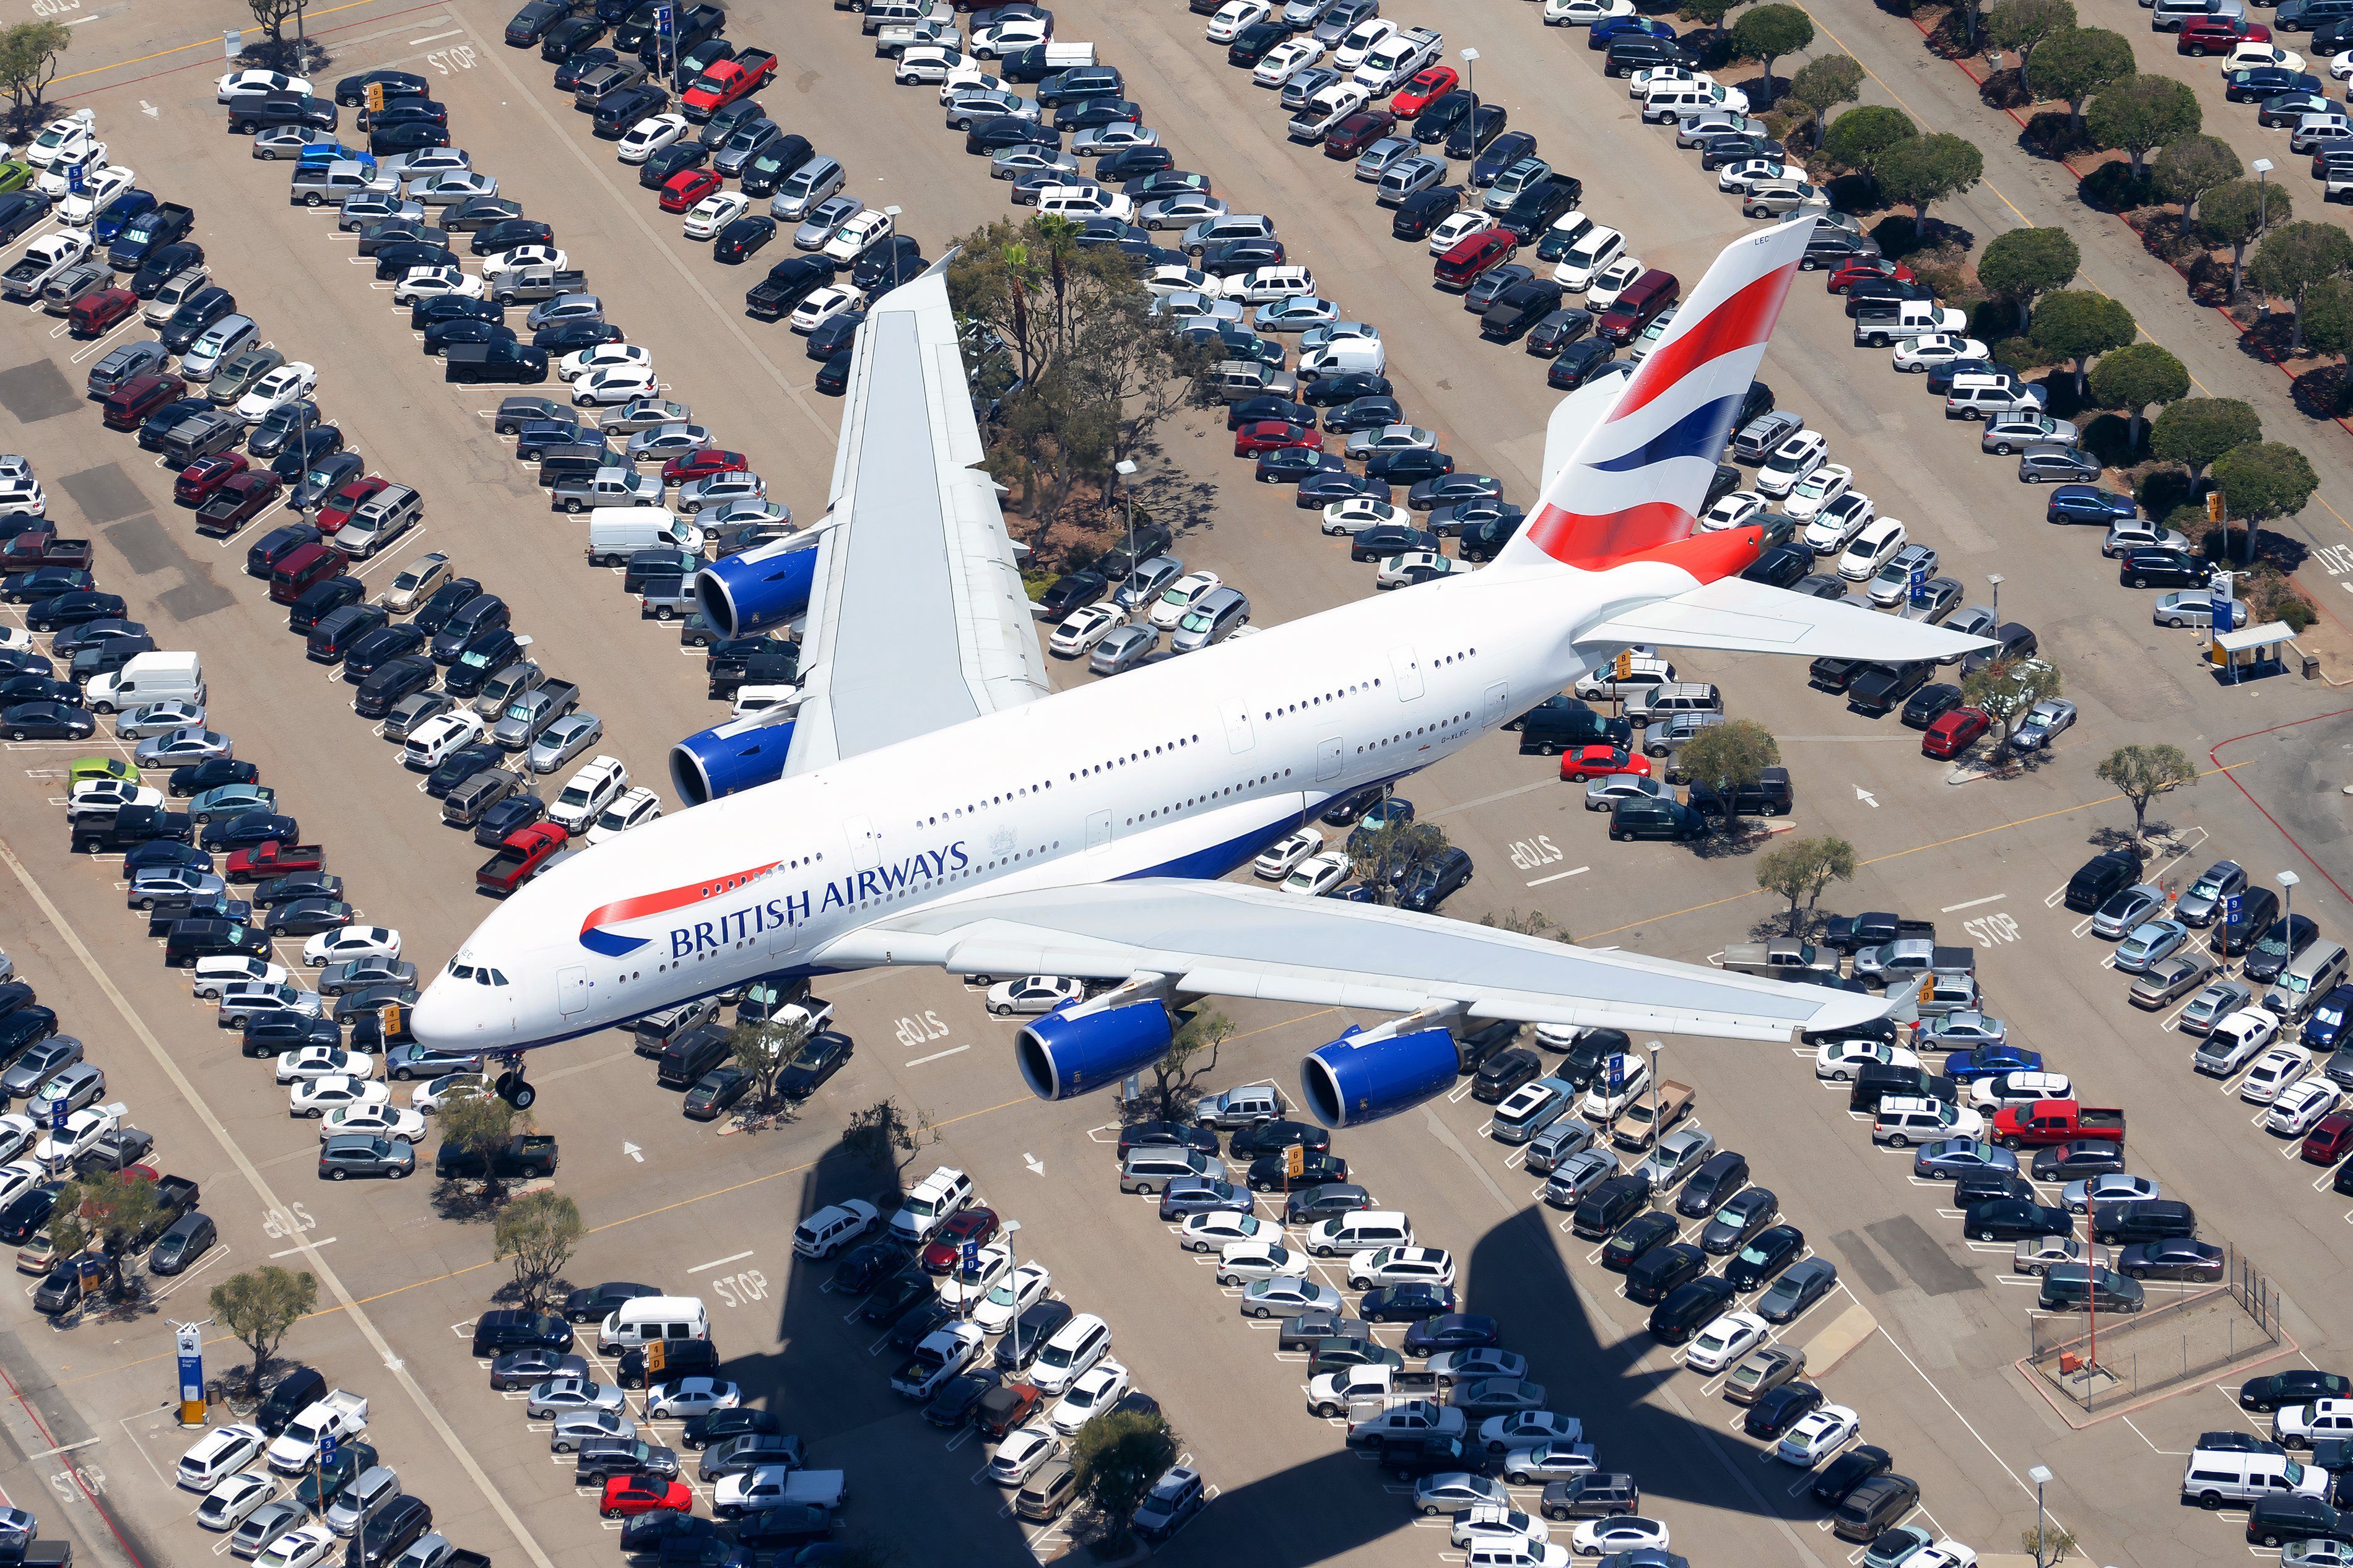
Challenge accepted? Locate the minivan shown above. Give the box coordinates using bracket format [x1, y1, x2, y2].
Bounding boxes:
[2037, 1264, 2144, 1315]
[440, 768, 520, 828]
[769, 156, 846, 222]
[1120, 1145, 1216, 1194]
[307, 604, 388, 664]
[2182, 1446, 2329, 1507]
[324, 1465, 400, 1537]
[269, 542, 348, 605]
[1014, 1460, 1077, 1521]
[1607, 797, 1708, 841]
[180, 314, 259, 381]
[1489, 1077, 1575, 1143]
[1304, 1210, 1414, 1257]
[657, 1024, 731, 1089]
[2266, 941, 2349, 1021]
[1171, 586, 1249, 652]
[2092, 1198, 2196, 1246]
[1029, 1313, 1111, 1394]
[598, 1295, 711, 1353]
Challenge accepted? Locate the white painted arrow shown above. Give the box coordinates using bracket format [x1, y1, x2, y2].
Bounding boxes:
[1022, 1153, 1045, 1176]
[1855, 786, 1879, 808]
[622, 1141, 643, 1163]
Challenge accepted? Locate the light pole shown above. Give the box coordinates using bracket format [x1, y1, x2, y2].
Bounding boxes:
[2028, 1465, 2054, 1568]
[1645, 1039, 1661, 1164]
[2253, 157, 2273, 232]
[1987, 573, 2004, 630]
[1459, 48, 1479, 136]
[1115, 457, 1139, 576]
[2279, 869, 2299, 942]
[999, 1218, 1022, 1325]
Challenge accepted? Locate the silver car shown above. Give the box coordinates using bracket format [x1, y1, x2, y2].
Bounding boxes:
[550, 1409, 637, 1453]
[2011, 697, 2076, 750]
[1138, 193, 1227, 232]
[711, 120, 781, 179]
[2018, 443, 2100, 483]
[0, 1036, 82, 1106]
[2113, 919, 2190, 974]
[1980, 412, 2078, 456]
[382, 693, 455, 743]
[524, 293, 602, 331]
[1072, 124, 1160, 157]
[407, 170, 495, 205]
[1375, 155, 1446, 205]
[1112, 554, 1184, 611]
[676, 474, 765, 514]
[1542, 1148, 1618, 1209]
[2101, 519, 2191, 558]
[2176, 860, 2246, 927]
[794, 194, 863, 251]
[1089, 623, 1158, 675]
[1636, 1126, 1715, 1192]
[1282, 66, 1343, 109]
[2090, 882, 2165, 940]
[2180, 979, 2255, 1035]
[32, 1061, 106, 1117]
[599, 398, 693, 436]
[1865, 545, 1940, 609]
[337, 192, 424, 232]
[2152, 591, 2213, 631]
[989, 145, 1077, 182]
[1354, 136, 1417, 181]
[624, 422, 714, 461]
[129, 866, 225, 908]
[1521, 1115, 1599, 1174]
[133, 727, 233, 768]
[529, 713, 604, 774]
[946, 90, 1030, 132]
[116, 700, 207, 739]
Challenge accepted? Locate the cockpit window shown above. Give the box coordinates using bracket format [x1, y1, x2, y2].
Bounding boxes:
[448, 961, 475, 980]
[475, 970, 493, 985]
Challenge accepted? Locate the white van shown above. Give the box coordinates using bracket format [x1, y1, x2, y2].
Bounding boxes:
[792, 1199, 879, 1260]
[1304, 1210, 1414, 1258]
[1944, 376, 2046, 420]
[1037, 41, 1097, 67]
[1035, 185, 1134, 222]
[85, 650, 204, 714]
[1028, 1312, 1110, 1393]
[585, 508, 703, 566]
[1300, 336, 1386, 379]
[596, 1294, 710, 1353]
[2180, 1446, 2329, 1508]
[888, 1166, 975, 1242]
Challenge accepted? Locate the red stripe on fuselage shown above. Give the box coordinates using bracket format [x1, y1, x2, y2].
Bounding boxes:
[1607, 261, 1800, 426]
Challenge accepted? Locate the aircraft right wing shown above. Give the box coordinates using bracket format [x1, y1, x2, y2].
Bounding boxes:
[1580, 576, 1993, 663]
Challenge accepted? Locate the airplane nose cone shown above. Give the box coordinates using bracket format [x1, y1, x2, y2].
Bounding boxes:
[410, 979, 466, 1049]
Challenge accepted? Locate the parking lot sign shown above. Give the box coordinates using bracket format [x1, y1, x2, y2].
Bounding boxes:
[960, 1240, 979, 1273]
[48, 1100, 66, 1132]
[318, 1431, 336, 1470]
[65, 163, 84, 194]
[366, 83, 385, 115]
[1283, 1143, 1304, 1180]
[1607, 1054, 1625, 1092]
[2225, 893, 2243, 925]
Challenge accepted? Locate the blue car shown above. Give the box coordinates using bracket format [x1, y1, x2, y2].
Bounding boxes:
[2303, 982, 2353, 1050]
[2045, 485, 2138, 527]
[1909, 1137, 2018, 1180]
[90, 189, 155, 245]
[1157, 1177, 1251, 1220]
[1939, 1044, 2044, 1083]
[1590, 15, 1676, 46]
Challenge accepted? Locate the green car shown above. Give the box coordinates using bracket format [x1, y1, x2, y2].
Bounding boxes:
[292, 1440, 377, 1509]
[187, 782, 276, 825]
[67, 756, 137, 786]
[0, 161, 32, 194]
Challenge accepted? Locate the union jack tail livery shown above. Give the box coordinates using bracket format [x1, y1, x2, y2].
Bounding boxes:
[1498, 217, 1814, 583]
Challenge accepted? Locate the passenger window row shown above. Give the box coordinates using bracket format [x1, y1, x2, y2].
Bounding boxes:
[1359, 712, 1472, 755]
[1262, 682, 1379, 721]
[1068, 733, 1208, 782]
[916, 777, 1060, 828]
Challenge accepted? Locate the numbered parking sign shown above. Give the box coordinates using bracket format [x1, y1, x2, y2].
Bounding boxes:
[653, 3, 674, 33]
[960, 1240, 979, 1273]
[317, 1431, 336, 1468]
[1607, 1054, 1625, 1092]
[65, 163, 84, 194]
[2225, 893, 2243, 925]
[48, 1100, 66, 1132]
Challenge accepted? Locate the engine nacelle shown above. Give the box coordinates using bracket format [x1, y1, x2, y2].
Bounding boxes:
[669, 714, 797, 807]
[1300, 1024, 1462, 1130]
[1016, 1000, 1172, 1102]
[695, 537, 819, 639]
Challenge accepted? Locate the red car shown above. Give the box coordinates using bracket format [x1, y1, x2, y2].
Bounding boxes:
[1559, 745, 1653, 783]
[1826, 258, 1913, 295]
[661, 448, 749, 486]
[315, 475, 389, 535]
[2176, 15, 2267, 52]
[102, 372, 185, 432]
[195, 472, 283, 536]
[1391, 65, 1459, 118]
[1233, 420, 1322, 458]
[1435, 228, 1518, 290]
[1324, 110, 1400, 159]
[660, 169, 723, 214]
[599, 1474, 691, 1520]
[174, 451, 250, 506]
[1921, 706, 1991, 760]
[920, 1206, 1001, 1273]
[2305, 1112, 2353, 1167]
[69, 286, 137, 338]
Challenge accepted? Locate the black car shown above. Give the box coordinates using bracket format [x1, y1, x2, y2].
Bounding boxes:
[167, 758, 260, 799]
[681, 1406, 783, 1452]
[994, 1298, 1076, 1372]
[1391, 186, 1462, 241]
[1723, 1224, 1806, 1291]
[1443, 103, 1508, 158]
[2120, 547, 2212, 589]
[1245, 1148, 1347, 1192]
[1899, 682, 1964, 729]
[251, 872, 344, 909]
[2248, 1495, 2351, 1549]
[832, 1238, 911, 1295]
[1229, 1119, 1330, 1159]
[1350, 522, 1442, 563]
[859, 1273, 935, 1326]
[1811, 1444, 1895, 1507]
[1624, 1242, 1707, 1306]
[1599, 1211, 1679, 1271]
[1744, 1380, 1824, 1439]
[1321, 395, 1403, 435]
[1648, 1275, 1737, 1344]
[1548, 337, 1616, 390]
[352, 1495, 432, 1568]
[2030, 1140, 2128, 1181]
[2120, 1236, 2226, 1281]
[1414, 90, 1472, 144]
[733, 1506, 833, 1554]
[1965, 1198, 2071, 1242]
[1572, 1174, 1650, 1240]
[1360, 1283, 1453, 1322]
[561, 1281, 659, 1326]
[1037, 570, 1108, 619]
[773, 1031, 853, 1099]
[1116, 1120, 1219, 1160]
[922, 1371, 1001, 1429]
[1471, 1047, 1543, 1104]
[2243, 1369, 2353, 1412]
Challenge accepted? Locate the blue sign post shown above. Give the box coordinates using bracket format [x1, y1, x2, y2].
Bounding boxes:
[175, 1321, 207, 1426]
[64, 163, 84, 196]
[1607, 1054, 1625, 1094]
[318, 1431, 337, 1472]
[1908, 563, 1929, 609]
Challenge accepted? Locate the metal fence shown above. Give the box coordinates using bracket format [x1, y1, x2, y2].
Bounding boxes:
[2025, 1245, 2284, 1414]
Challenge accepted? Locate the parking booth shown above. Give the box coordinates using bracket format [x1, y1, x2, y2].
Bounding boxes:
[2209, 620, 2295, 683]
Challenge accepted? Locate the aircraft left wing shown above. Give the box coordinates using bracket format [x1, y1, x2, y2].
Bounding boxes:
[785, 272, 1049, 776]
[1580, 576, 1991, 663]
[824, 878, 1889, 1042]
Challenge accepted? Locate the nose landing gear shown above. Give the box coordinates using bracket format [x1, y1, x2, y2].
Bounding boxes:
[491, 1052, 536, 1109]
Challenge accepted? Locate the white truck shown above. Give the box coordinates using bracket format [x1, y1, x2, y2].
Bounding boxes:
[890, 1322, 983, 1400]
[1341, 1398, 1465, 1448]
[265, 1390, 370, 1473]
[1351, 25, 1441, 95]
[2, 230, 93, 303]
[1308, 1363, 1440, 1419]
[1851, 298, 1966, 349]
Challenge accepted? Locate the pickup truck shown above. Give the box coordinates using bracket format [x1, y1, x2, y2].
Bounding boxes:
[1820, 912, 1934, 953]
[890, 1322, 984, 1399]
[435, 1133, 560, 1180]
[1, 231, 90, 302]
[681, 49, 778, 120]
[1992, 1099, 2125, 1151]
[1342, 1398, 1464, 1448]
[1852, 299, 1965, 348]
[477, 824, 569, 894]
[265, 1390, 370, 1473]
[874, 17, 957, 55]
[1611, 1078, 1697, 1151]
[1852, 940, 1975, 988]
[550, 467, 661, 513]
[1720, 940, 1840, 981]
[224, 841, 326, 881]
[72, 1126, 155, 1175]
[1308, 1362, 1439, 1418]
[73, 803, 192, 854]
[147, 896, 251, 940]
[0, 533, 92, 572]
[490, 266, 589, 305]
[105, 200, 193, 271]
[1352, 25, 1443, 95]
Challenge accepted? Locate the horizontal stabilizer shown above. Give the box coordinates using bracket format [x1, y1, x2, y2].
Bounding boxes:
[1581, 576, 1993, 663]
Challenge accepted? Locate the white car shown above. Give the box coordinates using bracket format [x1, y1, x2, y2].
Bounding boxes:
[1377, 551, 1472, 589]
[789, 285, 862, 334]
[1240, 1275, 1340, 1317]
[198, 1472, 280, 1532]
[193, 956, 289, 1002]
[482, 246, 569, 282]
[391, 267, 483, 305]
[939, 1243, 1015, 1308]
[68, 778, 162, 819]
[1426, 210, 1501, 257]
[305, 926, 400, 968]
[1969, 1070, 2073, 1111]
[1255, 38, 1327, 85]
[824, 209, 895, 262]
[1894, 333, 1988, 372]
[1546, 0, 1635, 21]
[1146, 264, 1216, 298]
[1837, 517, 1907, 581]
[970, 17, 1048, 54]
[1783, 464, 1854, 525]
[1050, 603, 1124, 657]
[550, 756, 628, 832]
[23, 114, 96, 168]
[1776, 1404, 1862, 1465]
[1345, 1245, 1455, 1290]
[1179, 1211, 1267, 1253]
[179, 1424, 267, 1491]
[319, 1102, 427, 1144]
[2223, 40, 2307, 71]
[1048, 1362, 1132, 1432]
[257, 1526, 337, 1568]
[274, 1046, 373, 1085]
[1216, 1241, 1307, 1284]
[236, 362, 319, 422]
[1583, 254, 1647, 309]
[2241, 1045, 2312, 1104]
[646, 1377, 742, 1419]
[986, 974, 1085, 1015]
[2204, 1007, 2282, 1073]
[1573, 1517, 1669, 1556]
[1697, 490, 1767, 533]
[2268, 1077, 2342, 1137]
[683, 191, 752, 240]
[1149, 570, 1224, 630]
[33, 1102, 124, 1165]
[617, 113, 691, 163]
[1321, 496, 1404, 535]
[1207, 0, 1272, 42]
[586, 786, 662, 844]
[412, 1072, 489, 1114]
[1682, 1310, 1770, 1374]
[58, 165, 134, 227]
[1253, 828, 1324, 878]
[1454, 1509, 1553, 1551]
[218, 70, 310, 104]
[988, 1426, 1062, 1485]
[1282, 850, 1351, 897]
[289, 1075, 389, 1119]
[572, 366, 661, 407]
[1332, 17, 1400, 69]
[1715, 157, 1791, 193]
[1628, 65, 1707, 95]
[972, 1262, 1053, 1333]
[2333, 47, 2353, 79]
[558, 343, 651, 384]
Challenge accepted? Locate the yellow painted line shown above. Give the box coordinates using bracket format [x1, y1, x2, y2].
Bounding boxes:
[56, 0, 391, 81]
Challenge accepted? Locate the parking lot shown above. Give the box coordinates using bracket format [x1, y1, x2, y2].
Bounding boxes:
[1, 0, 2351, 1564]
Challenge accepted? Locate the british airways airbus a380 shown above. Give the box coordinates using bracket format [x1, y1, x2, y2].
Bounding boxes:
[412, 216, 1983, 1125]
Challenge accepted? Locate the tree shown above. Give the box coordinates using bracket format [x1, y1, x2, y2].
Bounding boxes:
[728, 1010, 812, 1117]
[2198, 179, 2289, 300]
[2030, 27, 2134, 132]
[1679, 0, 1745, 24]
[437, 1086, 529, 1199]
[2153, 134, 2242, 238]
[54, 1172, 164, 1299]
[494, 1189, 583, 1314]
[2210, 441, 2319, 560]
[1146, 1008, 1231, 1122]
[248, 0, 308, 46]
[2300, 275, 2353, 372]
[1785, 54, 1863, 149]
[1479, 909, 1574, 941]
[2248, 220, 2353, 353]
[1977, 227, 2081, 331]
[1344, 817, 1453, 906]
[2086, 340, 2190, 449]
[1070, 1409, 1180, 1551]
[1728, 5, 1813, 106]
[1988, 0, 2076, 81]
[1676, 719, 1781, 836]
[1876, 132, 1986, 237]
[1755, 838, 1858, 934]
[2094, 744, 2196, 844]
[2149, 396, 2259, 481]
[2027, 289, 2136, 396]
[211, 1267, 318, 1397]
[1960, 656, 2063, 757]
[842, 1098, 937, 1190]
[2022, 1523, 2081, 1565]
[1820, 105, 1916, 175]
[2085, 76, 2199, 180]
[0, 21, 69, 118]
